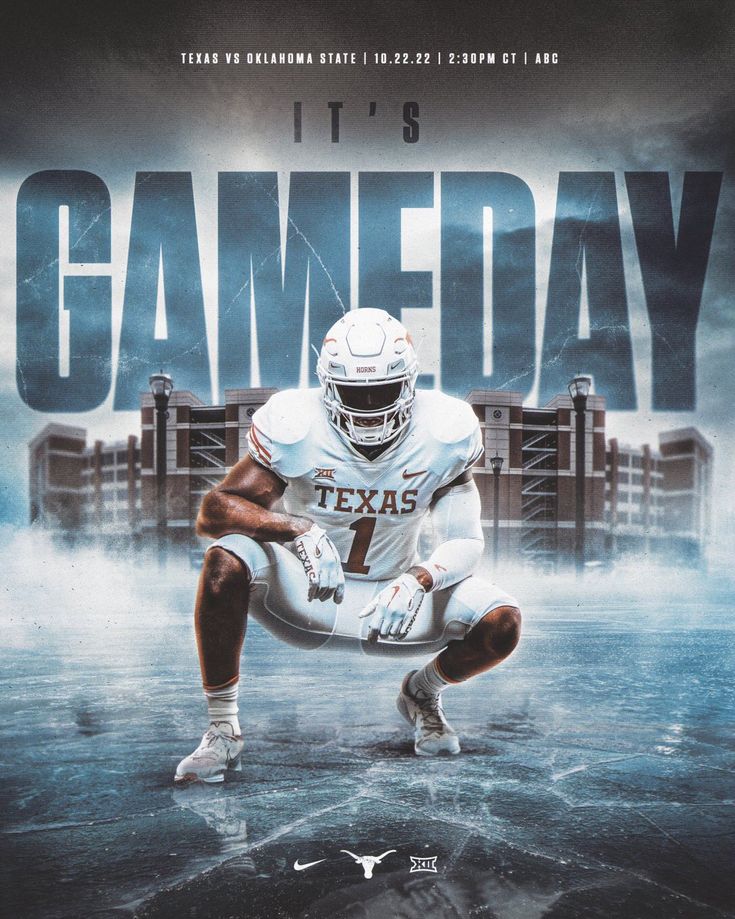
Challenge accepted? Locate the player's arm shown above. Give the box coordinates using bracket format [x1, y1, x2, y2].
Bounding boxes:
[409, 468, 484, 592]
[197, 455, 345, 604]
[360, 469, 485, 642]
[360, 470, 484, 642]
[196, 454, 311, 542]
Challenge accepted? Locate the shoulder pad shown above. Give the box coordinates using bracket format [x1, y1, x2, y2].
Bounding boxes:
[248, 389, 321, 478]
[411, 391, 483, 486]
[255, 389, 317, 444]
[423, 391, 479, 445]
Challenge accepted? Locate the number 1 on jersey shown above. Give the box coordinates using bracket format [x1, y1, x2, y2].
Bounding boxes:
[344, 517, 376, 574]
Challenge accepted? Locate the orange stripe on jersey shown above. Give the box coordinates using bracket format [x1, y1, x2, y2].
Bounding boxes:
[249, 425, 272, 460]
[248, 430, 271, 467]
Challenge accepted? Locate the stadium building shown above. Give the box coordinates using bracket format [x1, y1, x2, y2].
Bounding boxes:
[29, 391, 712, 567]
[605, 429, 713, 564]
[28, 425, 140, 537]
[465, 390, 607, 566]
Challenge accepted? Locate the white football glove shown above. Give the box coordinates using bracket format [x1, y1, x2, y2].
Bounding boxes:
[359, 573, 426, 642]
[293, 524, 345, 604]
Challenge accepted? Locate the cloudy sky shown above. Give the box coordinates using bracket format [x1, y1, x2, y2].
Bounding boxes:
[1, 0, 733, 526]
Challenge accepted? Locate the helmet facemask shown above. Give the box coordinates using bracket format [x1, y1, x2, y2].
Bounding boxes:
[317, 308, 420, 450]
[318, 369, 417, 447]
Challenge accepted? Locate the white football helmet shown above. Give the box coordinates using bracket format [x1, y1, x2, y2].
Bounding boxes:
[317, 308, 419, 448]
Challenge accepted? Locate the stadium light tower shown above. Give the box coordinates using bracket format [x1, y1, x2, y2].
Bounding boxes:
[149, 372, 174, 563]
[568, 375, 592, 575]
[490, 454, 504, 567]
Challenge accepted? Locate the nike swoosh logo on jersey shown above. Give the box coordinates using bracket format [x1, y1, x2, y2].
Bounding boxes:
[402, 468, 427, 479]
[293, 858, 327, 871]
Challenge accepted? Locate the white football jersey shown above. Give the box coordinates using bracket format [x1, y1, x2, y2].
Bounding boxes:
[247, 389, 483, 581]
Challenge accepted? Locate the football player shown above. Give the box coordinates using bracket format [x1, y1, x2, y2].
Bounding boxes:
[175, 308, 521, 784]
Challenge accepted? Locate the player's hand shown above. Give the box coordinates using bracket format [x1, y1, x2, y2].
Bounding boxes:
[293, 524, 345, 604]
[359, 573, 425, 642]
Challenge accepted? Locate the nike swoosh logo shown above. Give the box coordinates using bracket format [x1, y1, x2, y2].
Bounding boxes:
[402, 469, 426, 479]
[293, 858, 327, 871]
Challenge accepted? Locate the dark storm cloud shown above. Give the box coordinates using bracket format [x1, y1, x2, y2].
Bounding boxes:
[2, 0, 734, 168]
[605, 100, 735, 428]
[3, 0, 735, 92]
[566, 96, 735, 176]
[678, 101, 735, 175]
[2, 0, 734, 517]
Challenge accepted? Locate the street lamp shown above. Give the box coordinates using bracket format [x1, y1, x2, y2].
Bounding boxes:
[149, 372, 174, 562]
[568, 375, 592, 574]
[490, 454, 504, 567]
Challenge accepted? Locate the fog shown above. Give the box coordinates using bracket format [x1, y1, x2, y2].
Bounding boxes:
[2, 522, 734, 917]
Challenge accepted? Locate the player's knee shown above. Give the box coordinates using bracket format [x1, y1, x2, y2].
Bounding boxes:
[202, 547, 250, 602]
[480, 605, 522, 659]
[492, 606, 522, 657]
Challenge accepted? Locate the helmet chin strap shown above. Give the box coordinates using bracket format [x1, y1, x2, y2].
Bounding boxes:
[342, 410, 405, 458]
[345, 411, 395, 446]
[329, 391, 414, 448]
[351, 436, 401, 461]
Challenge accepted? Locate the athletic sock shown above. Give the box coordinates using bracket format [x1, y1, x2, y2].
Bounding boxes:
[408, 658, 452, 698]
[204, 681, 241, 736]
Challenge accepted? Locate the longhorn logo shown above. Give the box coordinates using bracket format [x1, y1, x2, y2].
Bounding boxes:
[340, 848, 397, 878]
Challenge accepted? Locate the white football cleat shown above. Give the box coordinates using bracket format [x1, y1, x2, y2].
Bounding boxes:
[174, 722, 244, 785]
[397, 672, 461, 756]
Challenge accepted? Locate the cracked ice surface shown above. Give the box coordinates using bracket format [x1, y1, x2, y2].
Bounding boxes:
[1, 532, 734, 918]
